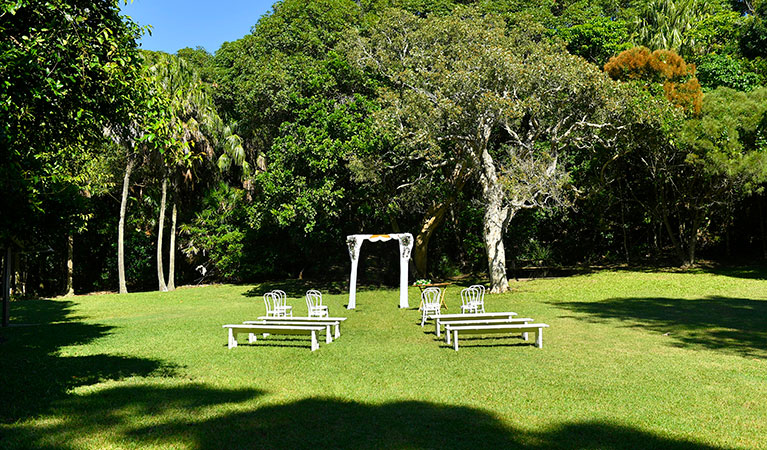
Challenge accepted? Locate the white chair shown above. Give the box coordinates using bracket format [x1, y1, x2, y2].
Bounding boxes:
[469, 285, 486, 313]
[420, 287, 442, 327]
[305, 289, 329, 317]
[270, 290, 293, 317]
[460, 287, 480, 314]
[263, 292, 279, 317]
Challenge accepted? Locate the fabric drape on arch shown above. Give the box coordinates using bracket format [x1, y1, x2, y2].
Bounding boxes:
[346, 233, 414, 309]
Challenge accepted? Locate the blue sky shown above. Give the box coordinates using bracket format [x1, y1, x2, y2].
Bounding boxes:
[121, 0, 275, 54]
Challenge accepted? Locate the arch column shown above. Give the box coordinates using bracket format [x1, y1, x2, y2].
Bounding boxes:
[346, 233, 413, 309]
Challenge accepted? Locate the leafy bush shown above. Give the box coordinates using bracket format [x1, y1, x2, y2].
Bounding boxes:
[696, 54, 762, 91]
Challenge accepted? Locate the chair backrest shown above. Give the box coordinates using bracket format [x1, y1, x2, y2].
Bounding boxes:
[421, 287, 441, 307]
[263, 292, 276, 314]
[306, 289, 322, 307]
[460, 287, 479, 306]
[272, 289, 287, 308]
[469, 285, 485, 304]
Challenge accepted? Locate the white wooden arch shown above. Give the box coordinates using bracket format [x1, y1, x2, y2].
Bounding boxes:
[346, 233, 414, 309]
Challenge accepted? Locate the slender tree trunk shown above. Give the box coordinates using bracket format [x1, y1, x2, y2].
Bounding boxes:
[167, 201, 177, 291]
[687, 210, 702, 266]
[759, 198, 767, 259]
[3, 247, 11, 327]
[157, 177, 168, 292]
[64, 233, 74, 296]
[477, 146, 510, 294]
[657, 187, 687, 265]
[13, 251, 23, 296]
[118, 157, 134, 294]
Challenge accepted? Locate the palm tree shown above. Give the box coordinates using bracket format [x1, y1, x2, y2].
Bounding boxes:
[144, 53, 244, 291]
[633, 0, 713, 54]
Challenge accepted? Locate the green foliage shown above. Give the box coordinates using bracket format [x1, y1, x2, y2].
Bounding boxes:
[257, 92, 381, 233]
[180, 184, 251, 281]
[631, 0, 716, 53]
[740, 0, 767, 58]
[0, 0, 144, 243]
[555, 16, 632, 65]
[696, 54, 762, 91]
[680, 87, 767, 195]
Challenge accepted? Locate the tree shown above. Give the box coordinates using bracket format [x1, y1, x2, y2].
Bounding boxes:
[740, 0, 767, 58]
[555, 16, 632, 66]
[631, 0, 715, 54]
[605, 47, 703, 115]
[349, 8, 619, 292]
[696, 54, 762, 91]
[1, 0, 144, 311]
[142, 52, 243, 291]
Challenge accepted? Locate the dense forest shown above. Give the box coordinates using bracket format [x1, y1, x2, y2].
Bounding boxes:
[3, 0, 767, 299]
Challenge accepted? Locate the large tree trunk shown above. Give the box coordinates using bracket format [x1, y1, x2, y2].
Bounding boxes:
[413, 202, 450, 277]
[167, 202, 177, 291]
[413, 165, 470, 277]
[118, 157, 134, 294]
[477, 147, 510, 294]
[157, 177, 168, 292]
[64, 233, 74, 296]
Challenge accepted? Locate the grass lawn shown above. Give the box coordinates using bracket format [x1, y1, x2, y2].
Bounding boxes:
[1, 268, 766, 449]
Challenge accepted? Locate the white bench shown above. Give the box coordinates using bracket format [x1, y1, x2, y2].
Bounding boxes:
[223, 324, 326, 351]
[440, 318, 535, 344]
[245, 319, 341, 341]
[429, 312, 518, 337]
[444, 323, 550, 351]
[255, 316, 348, 340]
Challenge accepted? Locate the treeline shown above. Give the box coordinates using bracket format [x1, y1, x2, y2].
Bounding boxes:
[3, 0, 767, 298]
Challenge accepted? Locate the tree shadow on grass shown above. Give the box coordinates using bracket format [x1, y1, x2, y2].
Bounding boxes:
[556, 296, 767, 358]
[2, 384, 734, 449]
[0, 299, 175, 424]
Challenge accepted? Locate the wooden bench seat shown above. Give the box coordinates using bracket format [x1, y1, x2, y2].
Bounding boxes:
[444, 323, 550, 351]
[440, 318, 535, 344]
[245, 319, 341, 340]
[223, 324, 326, 351]
[254, 316, 347, 340]
[428, 312, 518, 337]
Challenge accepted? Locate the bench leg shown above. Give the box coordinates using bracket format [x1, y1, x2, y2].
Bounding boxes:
[228, 329, 237, 349]
[325, 325, 332, 344]
[334, 324, 340, 339]
[453, 330, 459, 351]
[536, 328, 543, 348]
[435, 319, 440, 337]
[522, 332, 528, 341]
[311, 331, 319, 351]
[248, 333, 257, 344]
[446, 328, 451, 345]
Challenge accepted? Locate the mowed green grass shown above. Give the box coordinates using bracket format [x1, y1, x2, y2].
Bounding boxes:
[1, 269, 766, 449]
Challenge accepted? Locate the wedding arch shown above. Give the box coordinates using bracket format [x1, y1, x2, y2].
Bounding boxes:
[346, 233, 414, 309]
